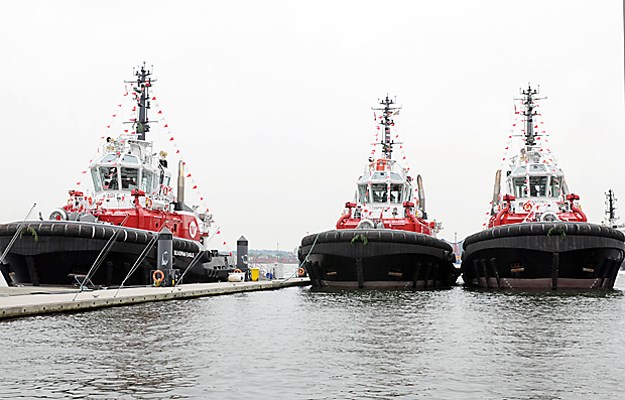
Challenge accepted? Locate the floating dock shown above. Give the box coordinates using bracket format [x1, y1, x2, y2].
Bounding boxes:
[0, 278, 310, 320]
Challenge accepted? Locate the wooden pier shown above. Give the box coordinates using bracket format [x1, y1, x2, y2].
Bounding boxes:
[0, 278, 310, 320]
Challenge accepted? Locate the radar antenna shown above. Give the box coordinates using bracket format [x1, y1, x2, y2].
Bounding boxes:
[125, 62, 156, 141]
[515, 84, 546, 147]
[605, 189, 622, 228]
[372, 95, 401, 159]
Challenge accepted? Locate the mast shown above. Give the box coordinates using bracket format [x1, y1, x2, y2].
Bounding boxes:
[519, 84, 545, 147]
[606, 189, 618, 227]
[125, 63, 154, 141]
[372, 95, 401, 159]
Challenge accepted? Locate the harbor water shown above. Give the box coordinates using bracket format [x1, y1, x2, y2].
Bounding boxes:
[2, 269, 625, 399]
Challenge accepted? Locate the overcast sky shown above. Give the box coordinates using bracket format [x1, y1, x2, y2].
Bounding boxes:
[0, 1, 623, 251]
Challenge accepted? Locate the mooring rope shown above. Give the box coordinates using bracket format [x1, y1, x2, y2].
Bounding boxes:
[114, 228, 163, 297]
[0, 203, 37, 287]
[280, 232, 320, 282]
[73, 214, 130, 300]
[170, 248, 207, 292]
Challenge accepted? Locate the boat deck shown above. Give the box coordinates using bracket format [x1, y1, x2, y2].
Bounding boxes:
[0, 278, 310, 320]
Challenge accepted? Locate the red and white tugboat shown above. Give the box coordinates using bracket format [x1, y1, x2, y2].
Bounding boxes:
[461, 85, 625, 289]
[298, 96, 458, 289]
[0, 65, 226, 287]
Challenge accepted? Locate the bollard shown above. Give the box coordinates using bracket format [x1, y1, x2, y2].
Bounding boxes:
[237, 235, 249, 275]
[157, 228, 174, 285]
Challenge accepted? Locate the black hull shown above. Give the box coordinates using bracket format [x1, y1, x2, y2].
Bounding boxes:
[461, 222, 625, 290]
[0, 221, 228, 287]
[298, 229, 459, 289]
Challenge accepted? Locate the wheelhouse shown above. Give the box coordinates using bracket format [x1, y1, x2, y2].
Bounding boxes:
[356, 168, 413, 205]
[508, 163, 566, 199]
[90, 151, 162, 195]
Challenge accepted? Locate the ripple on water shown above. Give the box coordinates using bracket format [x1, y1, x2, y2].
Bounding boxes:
[2, 273, 625, 399]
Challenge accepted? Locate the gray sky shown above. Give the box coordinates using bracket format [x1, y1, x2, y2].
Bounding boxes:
[0, 0, 623, 251]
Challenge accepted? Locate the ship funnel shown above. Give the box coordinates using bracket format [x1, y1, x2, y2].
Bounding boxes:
[416, 174, 426, 218]
[175, 160, 185, 210]
[491, 170, 501, 215]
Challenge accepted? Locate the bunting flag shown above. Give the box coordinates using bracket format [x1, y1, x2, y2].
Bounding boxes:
[150, 88, 230, 248]
[75, 85, 135, 188]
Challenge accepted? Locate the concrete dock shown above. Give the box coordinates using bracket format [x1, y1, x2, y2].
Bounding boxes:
[0, 278, 310, 320]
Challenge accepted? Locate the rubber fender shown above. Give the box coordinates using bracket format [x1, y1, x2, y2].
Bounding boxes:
[463, 222, 625, 249]
[301, 229, 452, 252]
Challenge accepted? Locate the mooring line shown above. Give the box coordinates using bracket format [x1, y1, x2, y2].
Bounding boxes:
[0, 203, 37, 287]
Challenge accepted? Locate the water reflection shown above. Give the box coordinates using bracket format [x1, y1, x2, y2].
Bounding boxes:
[1, 274, 625, 399]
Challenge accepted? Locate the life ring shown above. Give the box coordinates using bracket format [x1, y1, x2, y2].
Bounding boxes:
[297, 267, 306, 277]
[188, 220, 198, 238]
[522, 202, 533, 212]
[161, 184, 171, 196]
[152, 269, 165, 286]
[233, 269, 243, 273]
[49, 209, 68, 221]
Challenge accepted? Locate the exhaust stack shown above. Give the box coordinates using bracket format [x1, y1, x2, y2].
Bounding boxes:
[417, 174, 426, 219]
[175, 160, 185, 211]
[491, 170, 501, 215]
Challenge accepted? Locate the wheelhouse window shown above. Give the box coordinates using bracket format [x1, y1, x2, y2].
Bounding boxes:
[371, 184, 388, 203]
[100, 167, 119, 190]
[141, 170, 154, 192]
[121, 167, 138, 190]
[529, 176, 548, 197]
[101, 153, 118, 163]
[371, 172, 386, 180]
[550, 176, 562, 197]
[122, 155, 140, 164]
[512, 177, 528, 198]
[358, 184, 370, 203]
[390, 184, 403, 203]
[91, 168, 103, 191]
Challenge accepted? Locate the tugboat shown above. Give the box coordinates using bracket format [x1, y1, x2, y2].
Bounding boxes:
[0, 64, 227, 287]
[298, 96, 458, 289]
[461, 85, 625, 289]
